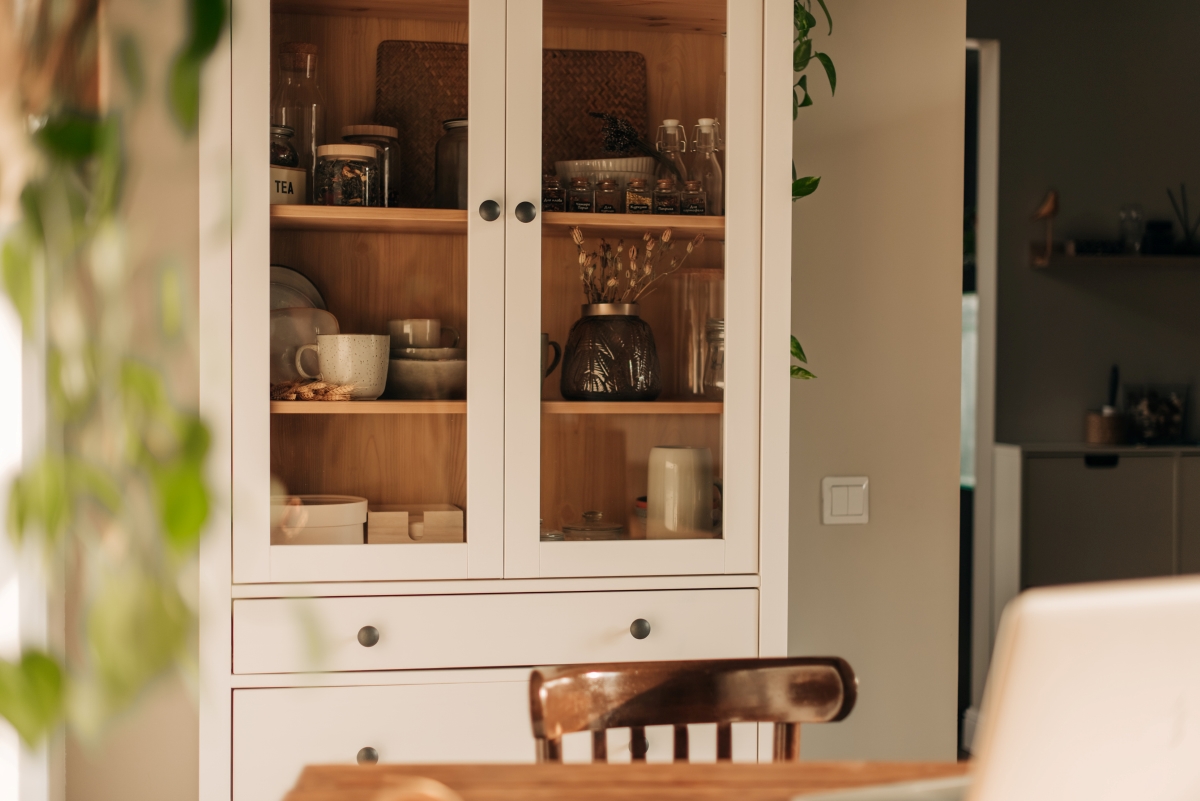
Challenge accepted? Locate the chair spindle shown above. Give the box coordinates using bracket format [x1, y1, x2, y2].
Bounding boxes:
[673, 725, 689, 762]
[772, 722, 800, 761]
[716, 722, 733, 761]
[591, 730, 607, 763]
[630, 726, 649, 761]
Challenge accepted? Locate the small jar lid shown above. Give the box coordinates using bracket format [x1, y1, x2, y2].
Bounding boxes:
[627, 178, 647, 189]
[597, 179, 618, 189]
[656, 178, 676, 189]
[271, 125, 294, 137]
[685, 180, 703, 191]
[316, 144, 377, 160]
[570, 176, 590, 187]
[342, 124, 399, 140]
[442, 118, 468, 129]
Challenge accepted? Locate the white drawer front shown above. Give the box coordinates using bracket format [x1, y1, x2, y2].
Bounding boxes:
[233, 588, 758, 674]
[233, 680, 532, 801]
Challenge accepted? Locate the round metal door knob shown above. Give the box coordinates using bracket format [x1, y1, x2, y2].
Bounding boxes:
[357, 626, 380, 647]
[515, 201, 537, 223]
[478, 199, 501, 221]
[630, 618, 651, 640]
[357, 746, 379, 765]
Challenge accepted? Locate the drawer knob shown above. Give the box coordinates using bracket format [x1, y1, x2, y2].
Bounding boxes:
[515, 201, 537, 223]
[357, 746, 379, 765]
[357, 626, 380, 647]
[630, 618, 651, 640]
[478, 199, 501, 221]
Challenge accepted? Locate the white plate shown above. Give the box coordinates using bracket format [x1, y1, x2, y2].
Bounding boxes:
[271, 265, 326, 309]
[270, 307, 340, 384]
[270, 282, 315, 311]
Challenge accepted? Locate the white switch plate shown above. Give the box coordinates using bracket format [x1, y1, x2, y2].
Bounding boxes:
[822, 476, 869, 525]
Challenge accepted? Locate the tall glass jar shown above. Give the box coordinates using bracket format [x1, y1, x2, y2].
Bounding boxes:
[272, 42, 326, 202]
[702, 318, 725, 400]
[434, 118, 468, 209]
[655, 119, 689, 184]
[691, 118, 724, 215]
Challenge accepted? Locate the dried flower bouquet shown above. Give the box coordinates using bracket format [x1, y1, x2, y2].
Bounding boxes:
[570, 225, 705, 305]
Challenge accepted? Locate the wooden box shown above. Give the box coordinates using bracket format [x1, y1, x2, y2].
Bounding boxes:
[367, 504, 464, 544]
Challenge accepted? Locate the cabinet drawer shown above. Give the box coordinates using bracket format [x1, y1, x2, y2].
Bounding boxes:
[233, 588, 758, 674]
[233, 680, 532, 801]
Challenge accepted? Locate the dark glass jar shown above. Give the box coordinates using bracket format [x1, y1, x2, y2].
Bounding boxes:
[561, 303, 662, 401]
[542, 175, 566, 212]
[434, 118, 468, 209]
[595, 179, 621, 213]
[681, 180, 707, 216]
[270, 125, 299, 167]
[568, 177, 594, 213]
[654, 178, 680, 215]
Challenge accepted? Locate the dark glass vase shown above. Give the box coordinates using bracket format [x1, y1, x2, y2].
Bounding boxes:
[560, 303, 662, 401]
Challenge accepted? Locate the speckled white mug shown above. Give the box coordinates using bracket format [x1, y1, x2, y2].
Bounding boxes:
[295, 334, 390, 399]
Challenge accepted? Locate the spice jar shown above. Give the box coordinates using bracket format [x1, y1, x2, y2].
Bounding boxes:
[342, 124, 400, 208]
[654, 178, 680, 215]
[542, 176, 566, 212]
[568, 176, 594, 213]
[702, 318, 725, 401]
[595, 179, 621, 214]
[434, 119, 469, 209]
[625, 178, 652, 214]
[681, 180, 707, 216]
[271, 125, 299, 167]
[314, 144, 380, 206]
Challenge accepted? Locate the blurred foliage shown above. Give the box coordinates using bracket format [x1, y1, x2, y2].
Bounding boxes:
[0, 0, 225, 746]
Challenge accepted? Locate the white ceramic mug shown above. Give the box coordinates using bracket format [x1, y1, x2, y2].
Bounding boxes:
[646, 446, 719, 539]
[388, 318, 460, 349]
[295, 334, 390, 399]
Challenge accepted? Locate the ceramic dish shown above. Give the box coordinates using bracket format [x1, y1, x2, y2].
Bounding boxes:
[270, 307, 340, 384]
[271, 265, 326, 309]
[386, 358, 467, 400]
[555, 158, 656, 191]
[391, 347, 467, 361]
[270, 281, 315, 311]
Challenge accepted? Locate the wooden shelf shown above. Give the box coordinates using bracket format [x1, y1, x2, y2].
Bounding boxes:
[543, 212, 725, 242]
[270, 0, 725, 33]
[1030, 243, 1200, 269]
[542, 400, 722, 415]
[271, 400, 466, 414]
[270, 206, 467, 235]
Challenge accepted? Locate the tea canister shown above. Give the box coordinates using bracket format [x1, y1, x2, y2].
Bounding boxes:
[341, 124, 400, 208]
[270, 125, 306, 205]
[314, 144, 380, 207]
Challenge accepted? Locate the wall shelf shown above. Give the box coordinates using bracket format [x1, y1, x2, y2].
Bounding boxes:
[271, 400, 466, 414]
[270, 206, 467, 235]
[1030, 244, 1200, 270]
[541, 400, 722, 415]
[543, 212, 725, 242]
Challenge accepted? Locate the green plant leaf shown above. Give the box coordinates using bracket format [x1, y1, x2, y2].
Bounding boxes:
[794, 38, 812, 73]
[815, 0, 833, 34]
[791, 365, 817, 380]
[0, 652, 64, 746]
[7, 456, 71, 546]
[117, 35, 145, 100]
[797, 74, 813, 108]
[154, 460, 209, 553]
[168, 54, 202, 132]
[790, 335, 808, 363]
[815, 52, 837, 95]
[33, 113, 103, 161]
[1, 229, 36, 334]
[792, 175, 821, 200]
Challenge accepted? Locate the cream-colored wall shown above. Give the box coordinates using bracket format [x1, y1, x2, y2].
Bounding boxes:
[788, 0, 965, 759]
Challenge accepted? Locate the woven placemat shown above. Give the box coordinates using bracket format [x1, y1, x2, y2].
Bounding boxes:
[376, 42, 647, 205]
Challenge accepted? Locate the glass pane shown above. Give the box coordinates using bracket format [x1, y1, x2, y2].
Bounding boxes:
[538, 1, 728, 543]
[267, 2, 471, 551]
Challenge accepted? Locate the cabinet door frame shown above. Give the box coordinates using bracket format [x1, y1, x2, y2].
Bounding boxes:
[502, 0, 765, 578]
[229, 0, 508, 583]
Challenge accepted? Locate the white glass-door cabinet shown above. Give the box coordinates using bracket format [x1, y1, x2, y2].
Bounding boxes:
[199, 1, 794, 799]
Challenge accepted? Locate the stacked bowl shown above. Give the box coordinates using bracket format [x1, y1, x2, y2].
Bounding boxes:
[385, 318, 466, 400]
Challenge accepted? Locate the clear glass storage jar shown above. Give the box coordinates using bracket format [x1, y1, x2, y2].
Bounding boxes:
[272, 42, 326, 202]
[702, 318, 725, 401]
[434, 118, 468, 209]
[314, 144, 380, 206]
[342, 124, 400, 208]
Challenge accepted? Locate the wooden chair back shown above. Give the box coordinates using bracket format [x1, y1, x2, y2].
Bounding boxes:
[529, 657, 856, 763]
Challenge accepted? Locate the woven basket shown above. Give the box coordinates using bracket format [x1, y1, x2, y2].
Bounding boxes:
[376, 42, 648, 206]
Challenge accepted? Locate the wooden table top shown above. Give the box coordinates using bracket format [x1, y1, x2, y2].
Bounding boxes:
[285, 762, 971, 801]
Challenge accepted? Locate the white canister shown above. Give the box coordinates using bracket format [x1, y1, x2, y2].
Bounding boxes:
[646, 446, 717, 539]
[270, 166, 306, 205]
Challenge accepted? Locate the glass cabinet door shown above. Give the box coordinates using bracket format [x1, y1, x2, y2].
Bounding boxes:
[233, 0, 505, 582]
[504, 0, 764, 577]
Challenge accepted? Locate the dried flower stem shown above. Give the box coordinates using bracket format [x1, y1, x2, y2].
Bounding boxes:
[568, 225, 706, 305]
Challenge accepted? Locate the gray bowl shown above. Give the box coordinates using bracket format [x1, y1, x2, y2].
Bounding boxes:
[390, 347, 467, 361]
[386, 358, 467, 400]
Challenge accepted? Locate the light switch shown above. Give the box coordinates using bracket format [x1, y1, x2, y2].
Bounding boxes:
[822, 477, 869, 525]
